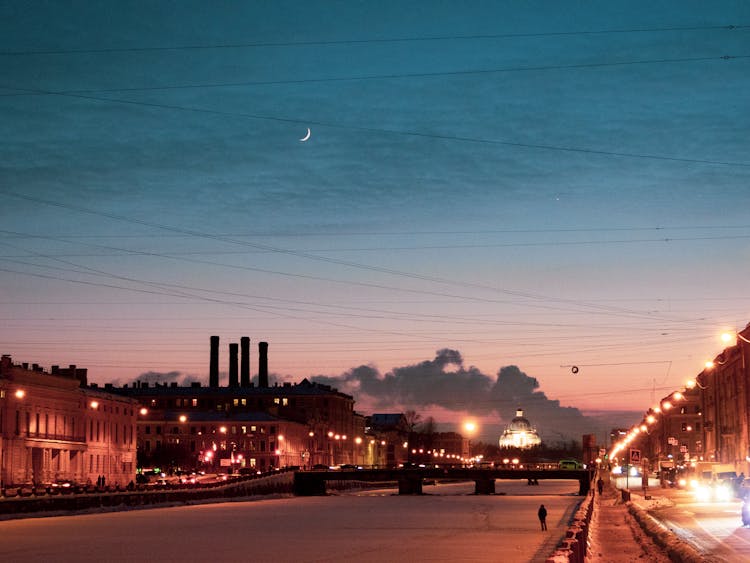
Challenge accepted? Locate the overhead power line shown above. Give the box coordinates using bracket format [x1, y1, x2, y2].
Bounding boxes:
[2, 75, 749, 168]
[3, 54, 749, 97]
[0, 24, 745, 56]
[0, 192, 711, 324]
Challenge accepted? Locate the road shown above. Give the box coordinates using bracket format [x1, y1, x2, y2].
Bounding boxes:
[0, 480, 581, 563]
[614, 476, 750, 562]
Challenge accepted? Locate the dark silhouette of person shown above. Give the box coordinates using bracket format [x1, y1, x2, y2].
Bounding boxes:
[538, 504, 548, 530]
[597, 477, 604, 495]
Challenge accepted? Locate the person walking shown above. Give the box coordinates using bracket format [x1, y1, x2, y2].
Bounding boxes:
[538, 504, 548, 531]
[597, 477, 604, 495]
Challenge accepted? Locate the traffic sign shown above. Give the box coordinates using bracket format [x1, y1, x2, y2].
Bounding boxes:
[630, 449, 641, 463]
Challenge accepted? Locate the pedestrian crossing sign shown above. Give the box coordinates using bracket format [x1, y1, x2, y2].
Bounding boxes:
[630, 449, 641, 463]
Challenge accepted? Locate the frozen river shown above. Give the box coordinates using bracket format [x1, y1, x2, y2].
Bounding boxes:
[0, 480, 582, 563]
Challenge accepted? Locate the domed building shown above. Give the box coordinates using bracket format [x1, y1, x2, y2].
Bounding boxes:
[499, 408, 542, 449]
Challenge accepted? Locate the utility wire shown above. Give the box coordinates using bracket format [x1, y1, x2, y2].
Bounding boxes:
[2, 77, 747, 167]
[3, 54, 749, 97]
[0, 201, 711, 325]
[0, 23, 745, 56]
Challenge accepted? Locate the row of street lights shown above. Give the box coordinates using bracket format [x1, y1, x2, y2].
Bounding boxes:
[609, 330, 744, 468]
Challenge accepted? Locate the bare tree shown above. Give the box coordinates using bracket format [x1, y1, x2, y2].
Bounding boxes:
[403, 410, 422, 432]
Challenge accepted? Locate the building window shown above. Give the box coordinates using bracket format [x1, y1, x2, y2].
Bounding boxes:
[192, 399, 198, 407]
[274, 397, 280, 405]
[282, 398, 288, 406]
[241, 426, 247, 434]
[145, 426, 151, 434]
[681, 423, 688, 431]
[156, 426, 162, 435]
[241, 399, 246, 406]
[233, 399, 239, 406]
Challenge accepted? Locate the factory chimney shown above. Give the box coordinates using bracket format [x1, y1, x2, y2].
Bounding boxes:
[229, 342, 239, 388]
[240, 337, 250, 387]
[209, 335, 220, 387]
[258, 341, 269, 388]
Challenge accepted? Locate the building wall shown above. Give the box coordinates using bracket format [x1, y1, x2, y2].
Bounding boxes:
[0, 356, 138, 488]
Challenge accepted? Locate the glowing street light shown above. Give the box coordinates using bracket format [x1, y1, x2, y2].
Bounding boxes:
[14, 389, 25, 399]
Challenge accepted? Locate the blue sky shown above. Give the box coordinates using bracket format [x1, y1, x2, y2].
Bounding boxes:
[2, 1, 749, 441]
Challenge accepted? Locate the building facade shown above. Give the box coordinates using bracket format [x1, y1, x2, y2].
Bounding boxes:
[0, 355, 138, 488]
[109, 337, 367, 472]
[623, 323, 750, 477]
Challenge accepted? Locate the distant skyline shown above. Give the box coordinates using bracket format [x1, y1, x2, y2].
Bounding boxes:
[2, 2, 749, 441]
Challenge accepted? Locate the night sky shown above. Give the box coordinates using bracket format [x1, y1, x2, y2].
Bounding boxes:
[2, 2, 749, 441]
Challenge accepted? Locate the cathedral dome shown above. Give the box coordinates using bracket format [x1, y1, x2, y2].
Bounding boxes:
[499, 408, 542, 449]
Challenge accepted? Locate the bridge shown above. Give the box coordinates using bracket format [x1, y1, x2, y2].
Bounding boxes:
[293, 467, 595, 496]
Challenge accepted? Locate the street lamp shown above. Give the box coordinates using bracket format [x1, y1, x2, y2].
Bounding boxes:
[463, 421, 478, 465]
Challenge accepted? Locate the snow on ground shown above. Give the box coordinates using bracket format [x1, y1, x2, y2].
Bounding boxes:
[587, 484, 672, 563]
[0, 480, 582, 563]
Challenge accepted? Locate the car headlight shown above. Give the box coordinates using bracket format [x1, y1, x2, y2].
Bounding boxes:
[694, 485, 712, 502]
[715, 484, 732, 502]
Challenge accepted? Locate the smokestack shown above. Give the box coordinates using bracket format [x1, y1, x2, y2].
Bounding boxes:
[229, 342, 239, 387]
[258, 341, 269, 388]
[240, 337, 250, 387]
[209, 335, 219, 387]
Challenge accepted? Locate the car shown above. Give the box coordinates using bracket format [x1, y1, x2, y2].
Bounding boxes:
[558, 460, 582, 470]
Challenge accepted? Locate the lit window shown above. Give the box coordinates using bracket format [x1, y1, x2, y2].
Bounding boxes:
[233, 399, 239, 406]
[273, 397, 280, 405]
[282, 398, 288, 406]
[241, 399, 246, 406]
[192, 399, 197, 407]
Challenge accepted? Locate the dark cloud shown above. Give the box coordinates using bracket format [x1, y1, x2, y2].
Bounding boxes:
[312, 350, 638, 443]
[115, 370, 200, 387]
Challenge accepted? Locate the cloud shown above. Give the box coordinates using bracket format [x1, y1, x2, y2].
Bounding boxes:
[114, 370, 200, 387]
[312, 350, 638, 443]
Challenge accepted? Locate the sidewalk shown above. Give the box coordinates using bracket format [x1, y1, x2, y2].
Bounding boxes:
[586, 485, 671, 562]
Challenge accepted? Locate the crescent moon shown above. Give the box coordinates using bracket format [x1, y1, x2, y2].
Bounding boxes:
[300, 128, 311, 142]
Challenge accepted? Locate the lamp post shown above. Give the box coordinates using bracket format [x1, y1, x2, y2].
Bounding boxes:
[463, 421, 477, 466]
